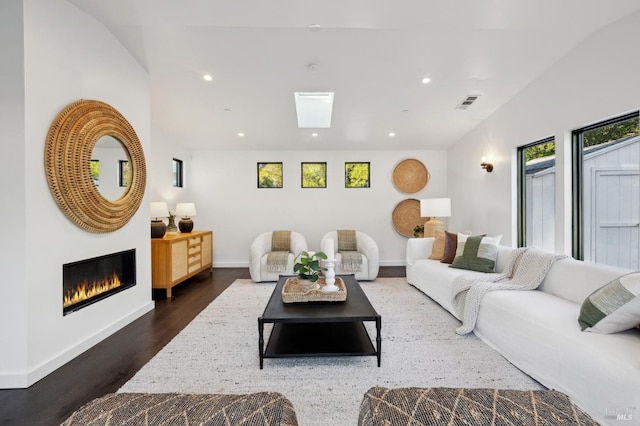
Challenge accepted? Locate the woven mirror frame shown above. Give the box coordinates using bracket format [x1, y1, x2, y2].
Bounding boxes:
[44, 99, 146, 233]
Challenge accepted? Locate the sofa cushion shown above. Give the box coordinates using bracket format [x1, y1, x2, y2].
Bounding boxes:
[440, 231, 458, 264]
[538, 257, 628, 304]
[578, 271, 640, 333]
[450, 234, 501, 273]
[428, 230, 445, 260]
[409, 259, 486, 319]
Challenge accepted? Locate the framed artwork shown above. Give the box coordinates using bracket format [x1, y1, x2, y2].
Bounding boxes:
[301, 162, 327, 188]
[345, 162, 370, 188]
[257, 162, 283, 188]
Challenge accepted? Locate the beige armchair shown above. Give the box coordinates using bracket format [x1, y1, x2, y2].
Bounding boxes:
[320, 231, 379, 281]
[249, 231, 308, 282]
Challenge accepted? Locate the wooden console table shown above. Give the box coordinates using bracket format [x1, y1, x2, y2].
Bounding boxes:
[151, 230, 213, 297]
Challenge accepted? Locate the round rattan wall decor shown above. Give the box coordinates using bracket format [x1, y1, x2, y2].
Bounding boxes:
[392, 198, 425, 237]
[44, 99, 146, 233]
[392, 158, 429, 193]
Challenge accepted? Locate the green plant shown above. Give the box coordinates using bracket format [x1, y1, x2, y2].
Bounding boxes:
[293, 251, 327, 282]
[413, 224, 424, 238]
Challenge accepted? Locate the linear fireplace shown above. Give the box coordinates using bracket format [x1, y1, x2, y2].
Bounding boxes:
[63, 249, 136, 315]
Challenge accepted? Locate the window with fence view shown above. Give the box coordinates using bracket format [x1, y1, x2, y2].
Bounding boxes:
[573, 112, 640, 270]
[518, 137, 556, 252]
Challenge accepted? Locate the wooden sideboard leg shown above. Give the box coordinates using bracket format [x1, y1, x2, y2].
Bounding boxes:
[166, 287, 172, 298]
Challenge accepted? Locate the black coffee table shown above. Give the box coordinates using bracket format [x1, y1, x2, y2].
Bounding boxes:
[258, 275, 381, 369]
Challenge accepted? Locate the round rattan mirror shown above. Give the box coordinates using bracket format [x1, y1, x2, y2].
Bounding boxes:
[44, 99, 146, 233]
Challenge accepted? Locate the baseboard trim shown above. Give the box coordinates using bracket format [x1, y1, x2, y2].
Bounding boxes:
[212, 260, 407, 268]
[0, 301, 154, 389]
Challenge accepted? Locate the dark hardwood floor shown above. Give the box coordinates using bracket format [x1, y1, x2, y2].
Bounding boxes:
[0, 266, 405, 426]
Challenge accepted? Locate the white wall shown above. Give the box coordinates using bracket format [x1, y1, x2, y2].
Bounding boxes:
[189, 150, 447, 266]
[448, 11, 640, 252]
[0, 0, 28, 386]
[0, 0, 154, 388]
[148, 125, 193, 212]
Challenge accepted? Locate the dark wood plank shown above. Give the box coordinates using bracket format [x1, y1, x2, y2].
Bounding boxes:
[0, 266, 403, 426]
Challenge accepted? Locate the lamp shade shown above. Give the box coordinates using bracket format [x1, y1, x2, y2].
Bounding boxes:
[175, 202, 197, 217]
[420, 198, 451, 218]
[150, 202, 168, 219]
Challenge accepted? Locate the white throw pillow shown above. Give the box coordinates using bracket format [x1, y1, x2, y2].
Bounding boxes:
[578, 272, 640, 333]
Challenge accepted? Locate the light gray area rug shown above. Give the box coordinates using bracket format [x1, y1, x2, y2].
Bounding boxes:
[120, 278, 543, 426]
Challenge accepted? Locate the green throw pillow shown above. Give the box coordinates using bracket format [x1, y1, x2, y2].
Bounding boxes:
[449, 234, 502, 273]
[578, 272, 640, 333]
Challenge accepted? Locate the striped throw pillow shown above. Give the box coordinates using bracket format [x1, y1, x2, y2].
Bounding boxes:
[449, 234, 501, 273]
[579, 272, 640, 333]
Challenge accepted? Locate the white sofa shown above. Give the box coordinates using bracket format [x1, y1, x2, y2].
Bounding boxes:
[406, 237, 640, 425]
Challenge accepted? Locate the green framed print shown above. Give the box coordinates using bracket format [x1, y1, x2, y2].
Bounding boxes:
[345, 162, 370, 188]
[301, 162, 327, 188]
[257, 162, 283, 188]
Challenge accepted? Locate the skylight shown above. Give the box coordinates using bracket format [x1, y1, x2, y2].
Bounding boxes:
[294, 92, 334, 128]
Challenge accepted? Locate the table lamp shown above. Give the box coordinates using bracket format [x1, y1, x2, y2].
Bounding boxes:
[150, 201, 168, 238]
[175, 202, 197, 233]
[420, 198, 451, 238]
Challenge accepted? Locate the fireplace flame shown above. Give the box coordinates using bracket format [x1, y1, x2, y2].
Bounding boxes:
[63, 272, 122, 308]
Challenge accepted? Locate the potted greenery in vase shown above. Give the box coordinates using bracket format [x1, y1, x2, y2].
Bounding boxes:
[293, 251, 327, 283]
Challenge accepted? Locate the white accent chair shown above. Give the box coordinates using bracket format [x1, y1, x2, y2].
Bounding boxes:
[320, 231, 379, 281]
[249, 231, 308, 282]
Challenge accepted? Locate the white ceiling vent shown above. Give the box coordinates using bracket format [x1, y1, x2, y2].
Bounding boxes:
[456, 94, 481, 110]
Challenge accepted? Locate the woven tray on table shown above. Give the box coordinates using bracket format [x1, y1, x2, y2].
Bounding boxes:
[282, 277, 347, 303]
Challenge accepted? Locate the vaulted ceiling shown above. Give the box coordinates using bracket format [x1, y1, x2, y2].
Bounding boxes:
[67, 0, 640, 151]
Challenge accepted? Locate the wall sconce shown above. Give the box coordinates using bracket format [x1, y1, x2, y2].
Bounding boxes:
[481, 157, 493, 172]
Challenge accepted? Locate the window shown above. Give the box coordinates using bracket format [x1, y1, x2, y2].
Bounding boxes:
[572, 112, 640, 269]
[173, 158, 183, 187]
[517, 137, 556, 251]
[345, 162, 370, 188]
[118, 160, 130, 187]
[257, 162, 283, 188]
[90, 159, 100, 186]
[301, 162, 327, 188]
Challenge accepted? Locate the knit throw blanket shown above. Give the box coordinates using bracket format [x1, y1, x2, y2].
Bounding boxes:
[266, 230, 291, 272]
[452, 248, 567, 335]
[337, 230, 362, 272]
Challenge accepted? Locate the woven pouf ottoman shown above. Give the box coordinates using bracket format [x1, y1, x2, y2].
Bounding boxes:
[359, 387, 599, 425]
[62, 392, 298, 426]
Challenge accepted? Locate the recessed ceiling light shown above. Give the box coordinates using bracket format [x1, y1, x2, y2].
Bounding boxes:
[294, 92, 334, 128]
[237, 132, 245, 137]
[203, 74, 213, 81]
[421, 77, 431, 84]
[388, 132, 396, 137]
[311, 132, 318, 137]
